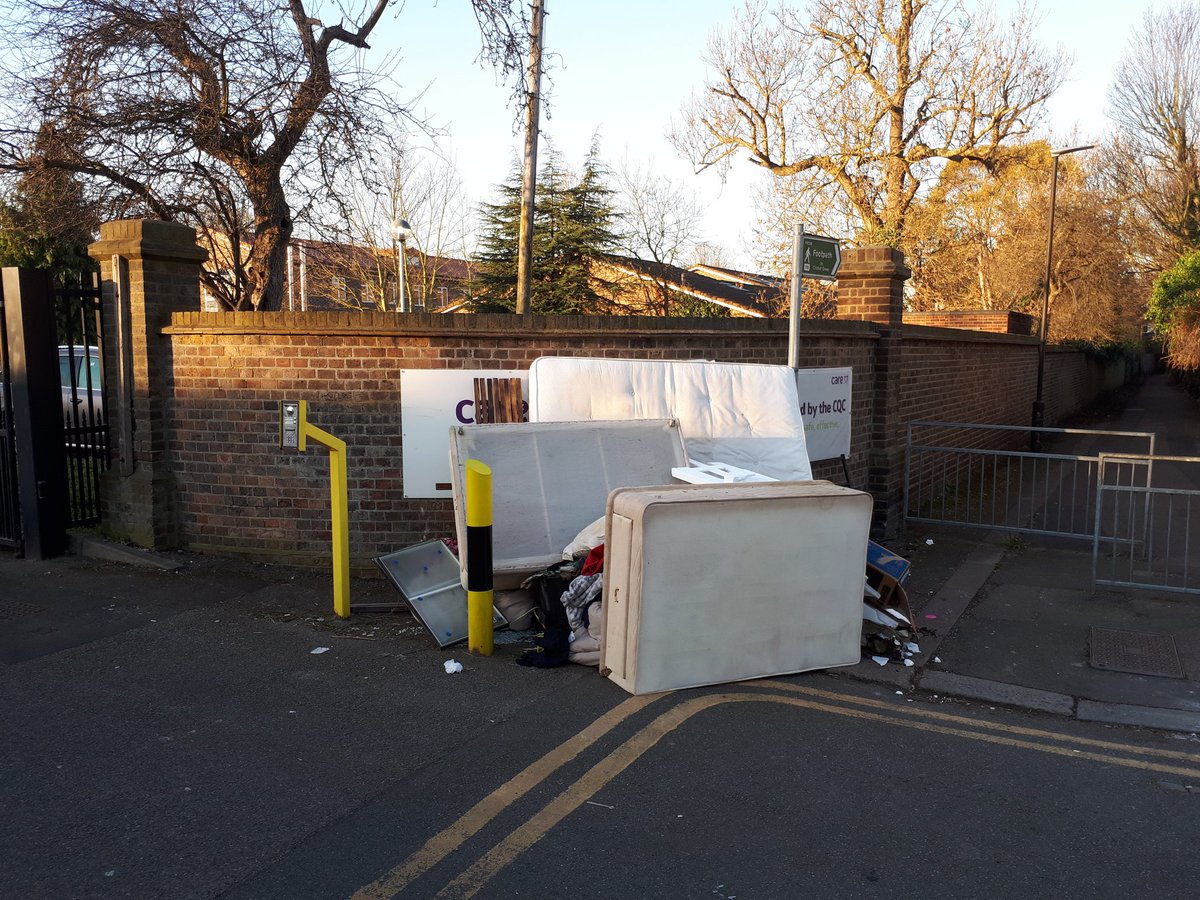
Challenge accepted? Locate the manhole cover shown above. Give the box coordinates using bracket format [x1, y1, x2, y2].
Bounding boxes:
[0, 601, 44, 621]
[1089, 626, 1185, 679]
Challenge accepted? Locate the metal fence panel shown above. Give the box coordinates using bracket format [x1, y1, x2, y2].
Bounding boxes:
[1093, 455, 1200, 596]
[904, 421, 1155, 539]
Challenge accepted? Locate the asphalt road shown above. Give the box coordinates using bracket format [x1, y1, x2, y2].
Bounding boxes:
[223, 677, 1200, 900]
[4, 553, 1200, 900]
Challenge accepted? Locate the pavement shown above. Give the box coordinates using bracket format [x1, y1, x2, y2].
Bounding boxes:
[840, 370, 1200, 733]
[1, 371, 1199, 895]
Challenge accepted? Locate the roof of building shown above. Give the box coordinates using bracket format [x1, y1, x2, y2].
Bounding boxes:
[286, 237, 473, 282]
[603, 255, 784, 317]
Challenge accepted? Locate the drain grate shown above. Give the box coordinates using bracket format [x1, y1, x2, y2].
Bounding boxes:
[1089, 626, 1185, 679]
[0, 601, 44, 622]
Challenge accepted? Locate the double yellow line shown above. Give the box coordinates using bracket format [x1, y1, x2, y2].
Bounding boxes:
[354, 681, 1200, 899]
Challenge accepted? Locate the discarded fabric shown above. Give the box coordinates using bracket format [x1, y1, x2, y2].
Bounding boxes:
[515, 626, 571, 668]
[562, 516, 606, 561]
[560, 572, 604, 631]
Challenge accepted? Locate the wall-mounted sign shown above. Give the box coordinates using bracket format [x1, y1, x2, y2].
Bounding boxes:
[794, 367, 852, 461]
[400, 369, 528, 498]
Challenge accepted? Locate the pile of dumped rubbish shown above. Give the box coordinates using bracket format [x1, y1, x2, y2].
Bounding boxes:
[375, 356, 917, 695]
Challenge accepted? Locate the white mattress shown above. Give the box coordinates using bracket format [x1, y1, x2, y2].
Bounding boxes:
[602, 482, 872, 694]
[528, 357, 813, 481]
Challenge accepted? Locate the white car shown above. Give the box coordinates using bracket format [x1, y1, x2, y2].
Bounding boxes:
[60, 345, 104, 425]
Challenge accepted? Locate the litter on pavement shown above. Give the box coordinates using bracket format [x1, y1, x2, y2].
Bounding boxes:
[370, 357, 919, 692]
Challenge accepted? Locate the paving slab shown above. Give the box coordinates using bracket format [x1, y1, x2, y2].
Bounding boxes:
[933, 567, 1200, 713]
[1077, 700, 1200, 734]
[919, 671, 1076, 716]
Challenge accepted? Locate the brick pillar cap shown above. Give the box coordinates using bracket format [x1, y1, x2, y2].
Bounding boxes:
[840, 245, 911, 280]
[88, 218, 208, 264]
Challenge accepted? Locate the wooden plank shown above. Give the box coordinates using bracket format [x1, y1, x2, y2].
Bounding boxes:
[473, 378, 490, 424]
[473, 377, 524, 424]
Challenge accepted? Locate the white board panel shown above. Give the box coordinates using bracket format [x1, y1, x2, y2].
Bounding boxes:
[794, 367, 852, 461]
[400, 369, 527, 498]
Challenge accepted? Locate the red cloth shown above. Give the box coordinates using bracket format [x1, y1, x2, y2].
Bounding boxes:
[581, 544, 605, 576]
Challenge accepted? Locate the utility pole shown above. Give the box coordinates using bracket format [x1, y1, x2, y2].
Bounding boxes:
[515, 0, 545, 315]
[1031, 143, 1093, 451]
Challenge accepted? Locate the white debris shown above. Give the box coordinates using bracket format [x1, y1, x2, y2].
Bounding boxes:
[934, 656, 941, 663]
[863, 605, 901, 628]
[903, 659, 914, 667]
[905, 642, 921, 654]
[310, 647, 330, 655]
[871, 656, 890, 666]
[443, 659, 463, 674]
[925, 538, 934, 545]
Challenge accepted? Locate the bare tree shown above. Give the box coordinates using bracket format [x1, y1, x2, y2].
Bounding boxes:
[690, 241, 735, 269]
[0, 0, 404, 310]
[614, 160, 705, 314]
[904, 146, 1144, 342]
[0, 0, 529, 310]
[672, 0, 1065, 244]
[1108, 4, 1200, 269]
[313, 139, 475, 310]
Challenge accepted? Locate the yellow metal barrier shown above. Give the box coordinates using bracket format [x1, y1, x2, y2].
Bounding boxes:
[281, 400, 350, 619]
[464, 459, 494, 655]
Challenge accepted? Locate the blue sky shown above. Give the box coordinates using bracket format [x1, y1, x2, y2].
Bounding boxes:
[369, 0, 1153, 267]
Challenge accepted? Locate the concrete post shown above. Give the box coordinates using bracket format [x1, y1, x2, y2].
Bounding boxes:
[836, 247, 910, 536]
[88, 219, 207, 549]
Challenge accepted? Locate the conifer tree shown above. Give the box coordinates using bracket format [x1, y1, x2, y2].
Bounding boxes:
[471, 146, 620, 313]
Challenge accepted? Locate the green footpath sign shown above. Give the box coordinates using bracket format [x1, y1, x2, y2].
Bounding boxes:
[801, 234, 841, 280]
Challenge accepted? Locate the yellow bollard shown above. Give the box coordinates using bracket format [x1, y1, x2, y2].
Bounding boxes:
[464, 459, 494, 655]
[326, 436, 350, 619]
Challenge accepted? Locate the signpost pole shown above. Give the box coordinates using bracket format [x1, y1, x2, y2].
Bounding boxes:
[788, 224, 804, 369]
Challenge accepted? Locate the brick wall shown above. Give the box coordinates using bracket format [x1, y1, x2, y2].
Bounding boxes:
[904, 310, 1035, 336]
[161, 313, 879, 568]
[89, 220, 1134, 570]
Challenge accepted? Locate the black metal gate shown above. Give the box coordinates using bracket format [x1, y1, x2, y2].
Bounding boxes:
[0, 270, 107, 554]
[57, 277, 108, 528]
[0, 290, 19, 547]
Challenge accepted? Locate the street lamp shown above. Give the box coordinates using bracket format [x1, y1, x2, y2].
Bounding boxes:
[392, 218, 413, 313]
[1031, 143, 1094, 450]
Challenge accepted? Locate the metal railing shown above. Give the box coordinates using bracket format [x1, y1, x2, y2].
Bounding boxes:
[56, 281, 108, 529]
[904, 421, 1156, 539]
[1093, 454, 1200, 596]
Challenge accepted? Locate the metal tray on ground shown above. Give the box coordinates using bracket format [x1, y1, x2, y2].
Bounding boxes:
[375, 540, 506, 648]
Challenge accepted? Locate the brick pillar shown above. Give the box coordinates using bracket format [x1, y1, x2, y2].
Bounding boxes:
[837, 247, 910, 536]
[88, 220, 207, 549]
